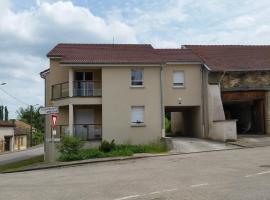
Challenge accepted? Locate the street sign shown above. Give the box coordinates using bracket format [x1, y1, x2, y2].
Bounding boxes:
[52, 114, 58, 127]
[46, 138, 60, 142]
[39, 107, 59, 115]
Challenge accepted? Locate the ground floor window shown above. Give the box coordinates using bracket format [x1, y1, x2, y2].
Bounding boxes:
[131, 106, 144, 124]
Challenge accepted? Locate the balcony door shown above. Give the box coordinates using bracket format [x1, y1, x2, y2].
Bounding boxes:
[74, 109, 94, 140]
[75, 72, 93, 96]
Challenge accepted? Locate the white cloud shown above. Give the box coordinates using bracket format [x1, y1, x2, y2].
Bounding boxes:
[0, 0, 138, 118]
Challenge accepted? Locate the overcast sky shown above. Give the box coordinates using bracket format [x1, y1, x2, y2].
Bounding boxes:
[1, 0, 270, 118]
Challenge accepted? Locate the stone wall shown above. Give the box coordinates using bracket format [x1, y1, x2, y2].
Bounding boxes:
[221, 71, 270, 91]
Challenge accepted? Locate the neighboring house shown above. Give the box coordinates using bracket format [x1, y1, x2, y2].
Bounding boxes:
[14, 120, 34, 151]
[40, 43, 270, 162]
[0, 120, 34, 153]
[0, 121, 14, 153]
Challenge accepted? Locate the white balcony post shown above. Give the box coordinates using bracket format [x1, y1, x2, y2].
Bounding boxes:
[69, 104, 74, 135]
[69, 68, 73, 97]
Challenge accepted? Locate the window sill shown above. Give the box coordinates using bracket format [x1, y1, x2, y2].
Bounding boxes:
[130, 85, 145, 88]
[130, 123, 146, 127]
[172, 86, 185, 89]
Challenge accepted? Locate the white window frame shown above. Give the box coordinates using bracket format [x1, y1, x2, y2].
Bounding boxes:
[131, 69, 144, 87]
[172, 71, 185, 88]
[130, 106, 145, 126]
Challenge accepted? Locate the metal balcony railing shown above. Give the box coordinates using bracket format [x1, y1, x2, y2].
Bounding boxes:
[53, 125, 69, 138]
[53, 124, 102, 141]
[51, 82, 69, 100]
[73, 81, 102, 97]
[73, 124, 102, 141]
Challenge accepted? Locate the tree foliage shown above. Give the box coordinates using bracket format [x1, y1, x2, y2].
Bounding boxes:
[0, 106, 3, 121]
[16, 106, 44, 132]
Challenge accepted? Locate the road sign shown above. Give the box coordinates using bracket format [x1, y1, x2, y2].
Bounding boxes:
[51, 115, 58, 127]
[39, 107, 59, 115]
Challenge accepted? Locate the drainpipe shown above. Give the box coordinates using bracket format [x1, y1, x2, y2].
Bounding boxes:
[160, 64, 165, 137]
[218, 71, 226, 86]
[201, 66, 206, 138]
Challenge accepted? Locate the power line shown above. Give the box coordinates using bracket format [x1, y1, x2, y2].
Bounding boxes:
[0, 87, 29, 106]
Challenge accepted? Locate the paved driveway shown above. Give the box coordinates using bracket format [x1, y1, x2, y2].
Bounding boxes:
[167, 137, 240, 153]
[230, 135, 270, 147]
[0, 145, 44, 165]
[1, 147, 270, 200]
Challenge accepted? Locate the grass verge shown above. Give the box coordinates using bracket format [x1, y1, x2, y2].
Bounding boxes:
[0, 155, 44, 173]
[59, 142, 168, 162]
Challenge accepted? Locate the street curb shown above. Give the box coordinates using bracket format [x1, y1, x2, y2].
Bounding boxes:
[1, 145, 248, 174]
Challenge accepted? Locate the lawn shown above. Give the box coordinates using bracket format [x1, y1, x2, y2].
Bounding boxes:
[59, 141, 168, 162]
[0, 155, 44, 173]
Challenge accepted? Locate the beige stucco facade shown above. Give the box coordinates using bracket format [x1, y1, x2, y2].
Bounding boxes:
[43, 58, 206, 161]
[102, 66, 162, 144]
[163, 64, 202, 106]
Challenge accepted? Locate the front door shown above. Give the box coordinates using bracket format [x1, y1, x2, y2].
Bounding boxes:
[75, 109, 94, 140]
[4, 136, 11, 151]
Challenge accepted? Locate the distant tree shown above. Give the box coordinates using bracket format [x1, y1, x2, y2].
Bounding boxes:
[0, 106, 3, 120]
[4, 106, 8, 121]
[16, 106, 45, 132]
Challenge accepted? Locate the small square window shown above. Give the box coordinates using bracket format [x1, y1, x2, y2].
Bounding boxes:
[131, 69, 143, 86]
[173, 71, 184, 87]
[131, 106, 144, 124]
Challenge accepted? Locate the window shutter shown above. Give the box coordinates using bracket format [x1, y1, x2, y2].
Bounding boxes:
[131, 107, 144, 123]
[173, 71, 184, 86]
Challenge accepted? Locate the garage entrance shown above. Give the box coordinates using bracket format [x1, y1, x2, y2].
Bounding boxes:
[222, 91, 265, 135]
[165, 106, 201, 138]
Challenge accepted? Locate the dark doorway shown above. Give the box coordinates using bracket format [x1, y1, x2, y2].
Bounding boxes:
[223, 100, 265, 134]
[4, 136, 12, 151]
[222, 91, 265, 135]
[165, 106, 201, 137]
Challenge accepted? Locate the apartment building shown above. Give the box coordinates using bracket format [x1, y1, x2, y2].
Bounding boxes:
[41, 44, 270, 162]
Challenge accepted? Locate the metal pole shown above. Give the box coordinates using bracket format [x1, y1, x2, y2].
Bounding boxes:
[30, 105, 33, 147]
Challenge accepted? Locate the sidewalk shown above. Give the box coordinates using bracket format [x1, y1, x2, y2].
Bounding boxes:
[3, 144, 246, 173]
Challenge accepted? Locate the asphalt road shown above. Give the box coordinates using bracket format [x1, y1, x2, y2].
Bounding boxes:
[0, 145, 44, 165]
[1, 147, 270, 200]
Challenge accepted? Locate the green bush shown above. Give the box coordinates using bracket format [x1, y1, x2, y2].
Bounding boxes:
[165, 117, 171, 133]
[58, 135, 83, 155]
[32, 131, 44, 145]
[99, 140, 116, 152]
[58, 139, 168, 162]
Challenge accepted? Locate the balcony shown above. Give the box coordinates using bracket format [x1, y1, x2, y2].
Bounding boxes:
[73, 81, 101, 97]
[52, 82, 69, 100]
[51, 81, 102, 100]
[54, 124, 102, 141]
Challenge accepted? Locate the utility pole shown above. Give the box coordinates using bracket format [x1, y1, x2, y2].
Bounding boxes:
[30, 105, 33, 147]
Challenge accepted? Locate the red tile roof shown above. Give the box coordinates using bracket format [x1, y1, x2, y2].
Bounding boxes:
[47, 43, 163, 64]
[185, 45, 270, 71]
[156, 49, 201, 62]
[47, 43, 201, 64]
[0, 121, 14, 128]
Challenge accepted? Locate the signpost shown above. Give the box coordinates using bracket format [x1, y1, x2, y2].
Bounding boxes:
[39, 107, 59, 115]
[39, 106, 59, 139]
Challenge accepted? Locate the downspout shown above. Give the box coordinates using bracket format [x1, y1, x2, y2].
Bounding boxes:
[202, 65, 210, 138]
[201, 66, 205, 138]
[160, 64, 165, 137]
[218, 71, 226, 86]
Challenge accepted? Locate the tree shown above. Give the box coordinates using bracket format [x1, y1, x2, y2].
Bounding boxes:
[4, 106, 8, 121]
[0, 106, 3, 120]
[16, 106, 45, 132]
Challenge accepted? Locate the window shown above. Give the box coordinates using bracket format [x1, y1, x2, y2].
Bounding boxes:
[131, 69, 143, 86]
[131, 106, 144, 124]
[75, 72, 93, 81]
[173, 71, 184, 87]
